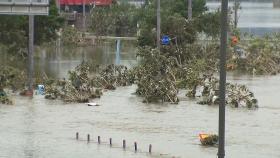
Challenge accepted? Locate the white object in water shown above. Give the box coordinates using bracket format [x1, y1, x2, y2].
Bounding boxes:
[212, 96, 219, 103]
[38, 85, 45, 95]
[86, 102, 100, 106]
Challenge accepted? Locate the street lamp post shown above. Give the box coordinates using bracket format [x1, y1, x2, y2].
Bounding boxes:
[188, 0, 192, 20]
[218, 0, 228, 158]
[83, 0, 86, 31]
[0, 0, 49, 96]
[28, 15, 34, 93]
[156, 0, 161, 49]
[234, 0, 239, 29]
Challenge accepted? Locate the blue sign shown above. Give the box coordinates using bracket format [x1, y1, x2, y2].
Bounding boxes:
[161, 35, 170, 45]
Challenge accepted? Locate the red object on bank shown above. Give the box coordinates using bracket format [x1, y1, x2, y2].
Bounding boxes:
[60, 0, 112, 5]
[231, 36, 238, 45]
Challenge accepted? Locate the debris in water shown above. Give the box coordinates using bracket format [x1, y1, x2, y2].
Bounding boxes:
[199, 133, 218, 146]
[86, 102, 100, 106]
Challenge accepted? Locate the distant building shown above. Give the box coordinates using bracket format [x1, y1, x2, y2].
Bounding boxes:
[127, 0, 145, 7]
[59, 0, 113, 13]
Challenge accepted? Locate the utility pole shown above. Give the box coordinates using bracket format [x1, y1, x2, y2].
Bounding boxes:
[234, 0, 239, 29]
[57, 0, 60, 14]
[217, 0, 228, 158]
[83, 0, 86, 31]
[188, 0, 192, 20]
[28, 15, 34, 94]
[156, 0, 161, 49]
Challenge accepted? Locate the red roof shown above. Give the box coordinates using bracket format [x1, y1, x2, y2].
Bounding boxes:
[60, 0, 112, 5]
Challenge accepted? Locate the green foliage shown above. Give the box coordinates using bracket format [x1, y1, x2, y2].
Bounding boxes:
[0, 66, 26, 105]
[0, 0, 64, 57]
[34, 0, 64, 44]
[61, 26, 80, 46]
[0, 16, 28, 57]
[228, 34, 280, 75]
[0, 92, 13, 105]
[0, 66, 26, 90]
[44, 62, 132, 103]
[90, 3, 139, 36]
[195, 11, 221, 38]
[132, 47, 179, 103]
[161, 13, 197, 45]
[137, 0, 211, 47]
[145, 0, 207, 19]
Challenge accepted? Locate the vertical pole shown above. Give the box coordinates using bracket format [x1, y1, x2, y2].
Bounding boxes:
[134, 142, 137, 152]
[57, 0, 60, 14]
[122, 139, 126, 149]
[28, 15, 34, 94]
[217, 0, 228, 158]
[234, 0, 238, 29]
[98, 136, 101, 144]
[109, 138, 112, 146]
[188, 0, 192, 20]
[58, 37, 61, 61]
[115, 39, 121, 65]
[83, 0, 86, 31]
[76, 132, 79, 140]
[156, 0, 161, 49]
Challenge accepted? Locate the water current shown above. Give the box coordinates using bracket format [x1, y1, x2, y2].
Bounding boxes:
[1, 2, 280, 158]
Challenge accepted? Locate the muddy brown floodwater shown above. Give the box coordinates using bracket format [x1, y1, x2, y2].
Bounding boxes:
[1, 42, 280, 158]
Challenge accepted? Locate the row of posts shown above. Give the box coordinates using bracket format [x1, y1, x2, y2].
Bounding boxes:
[76, 132, 152, 153]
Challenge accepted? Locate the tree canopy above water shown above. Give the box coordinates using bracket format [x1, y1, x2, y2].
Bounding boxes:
[0, 0, 64, 57]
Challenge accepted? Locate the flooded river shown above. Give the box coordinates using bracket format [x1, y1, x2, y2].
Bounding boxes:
[1, 41, 280, 158]
[1, 2, 280, 157]
[207, 1, 280, 35]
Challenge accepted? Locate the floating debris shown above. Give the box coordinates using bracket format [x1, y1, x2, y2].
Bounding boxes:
[228, 34, 280, 75]
[196, 74, 258, 108]
[199, 134, 218, 146]
[86, 102, 100, 106]
[44, 62, 131, 103]
[0, 90, 12, 105]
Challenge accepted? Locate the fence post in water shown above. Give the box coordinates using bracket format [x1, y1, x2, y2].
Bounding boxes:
[149, 144, 152, 153]
[76, 132, 79, 140]
[134, 142, 137, 152]
[123, 140, 126, 149]
[109, 138, 112, 146]
[87, 134, 90, 142]
[98, 136, 101, 144]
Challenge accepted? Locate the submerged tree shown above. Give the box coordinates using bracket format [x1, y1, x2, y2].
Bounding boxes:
[0, 0, 64, 57]
[90, 2, 139, 37]
[44, 62, 132, 103]
[0, 66, 26, 104]
[137, 0, 221, 47]
[132, 47, 179, 103]
[227, 34, 280, 75]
